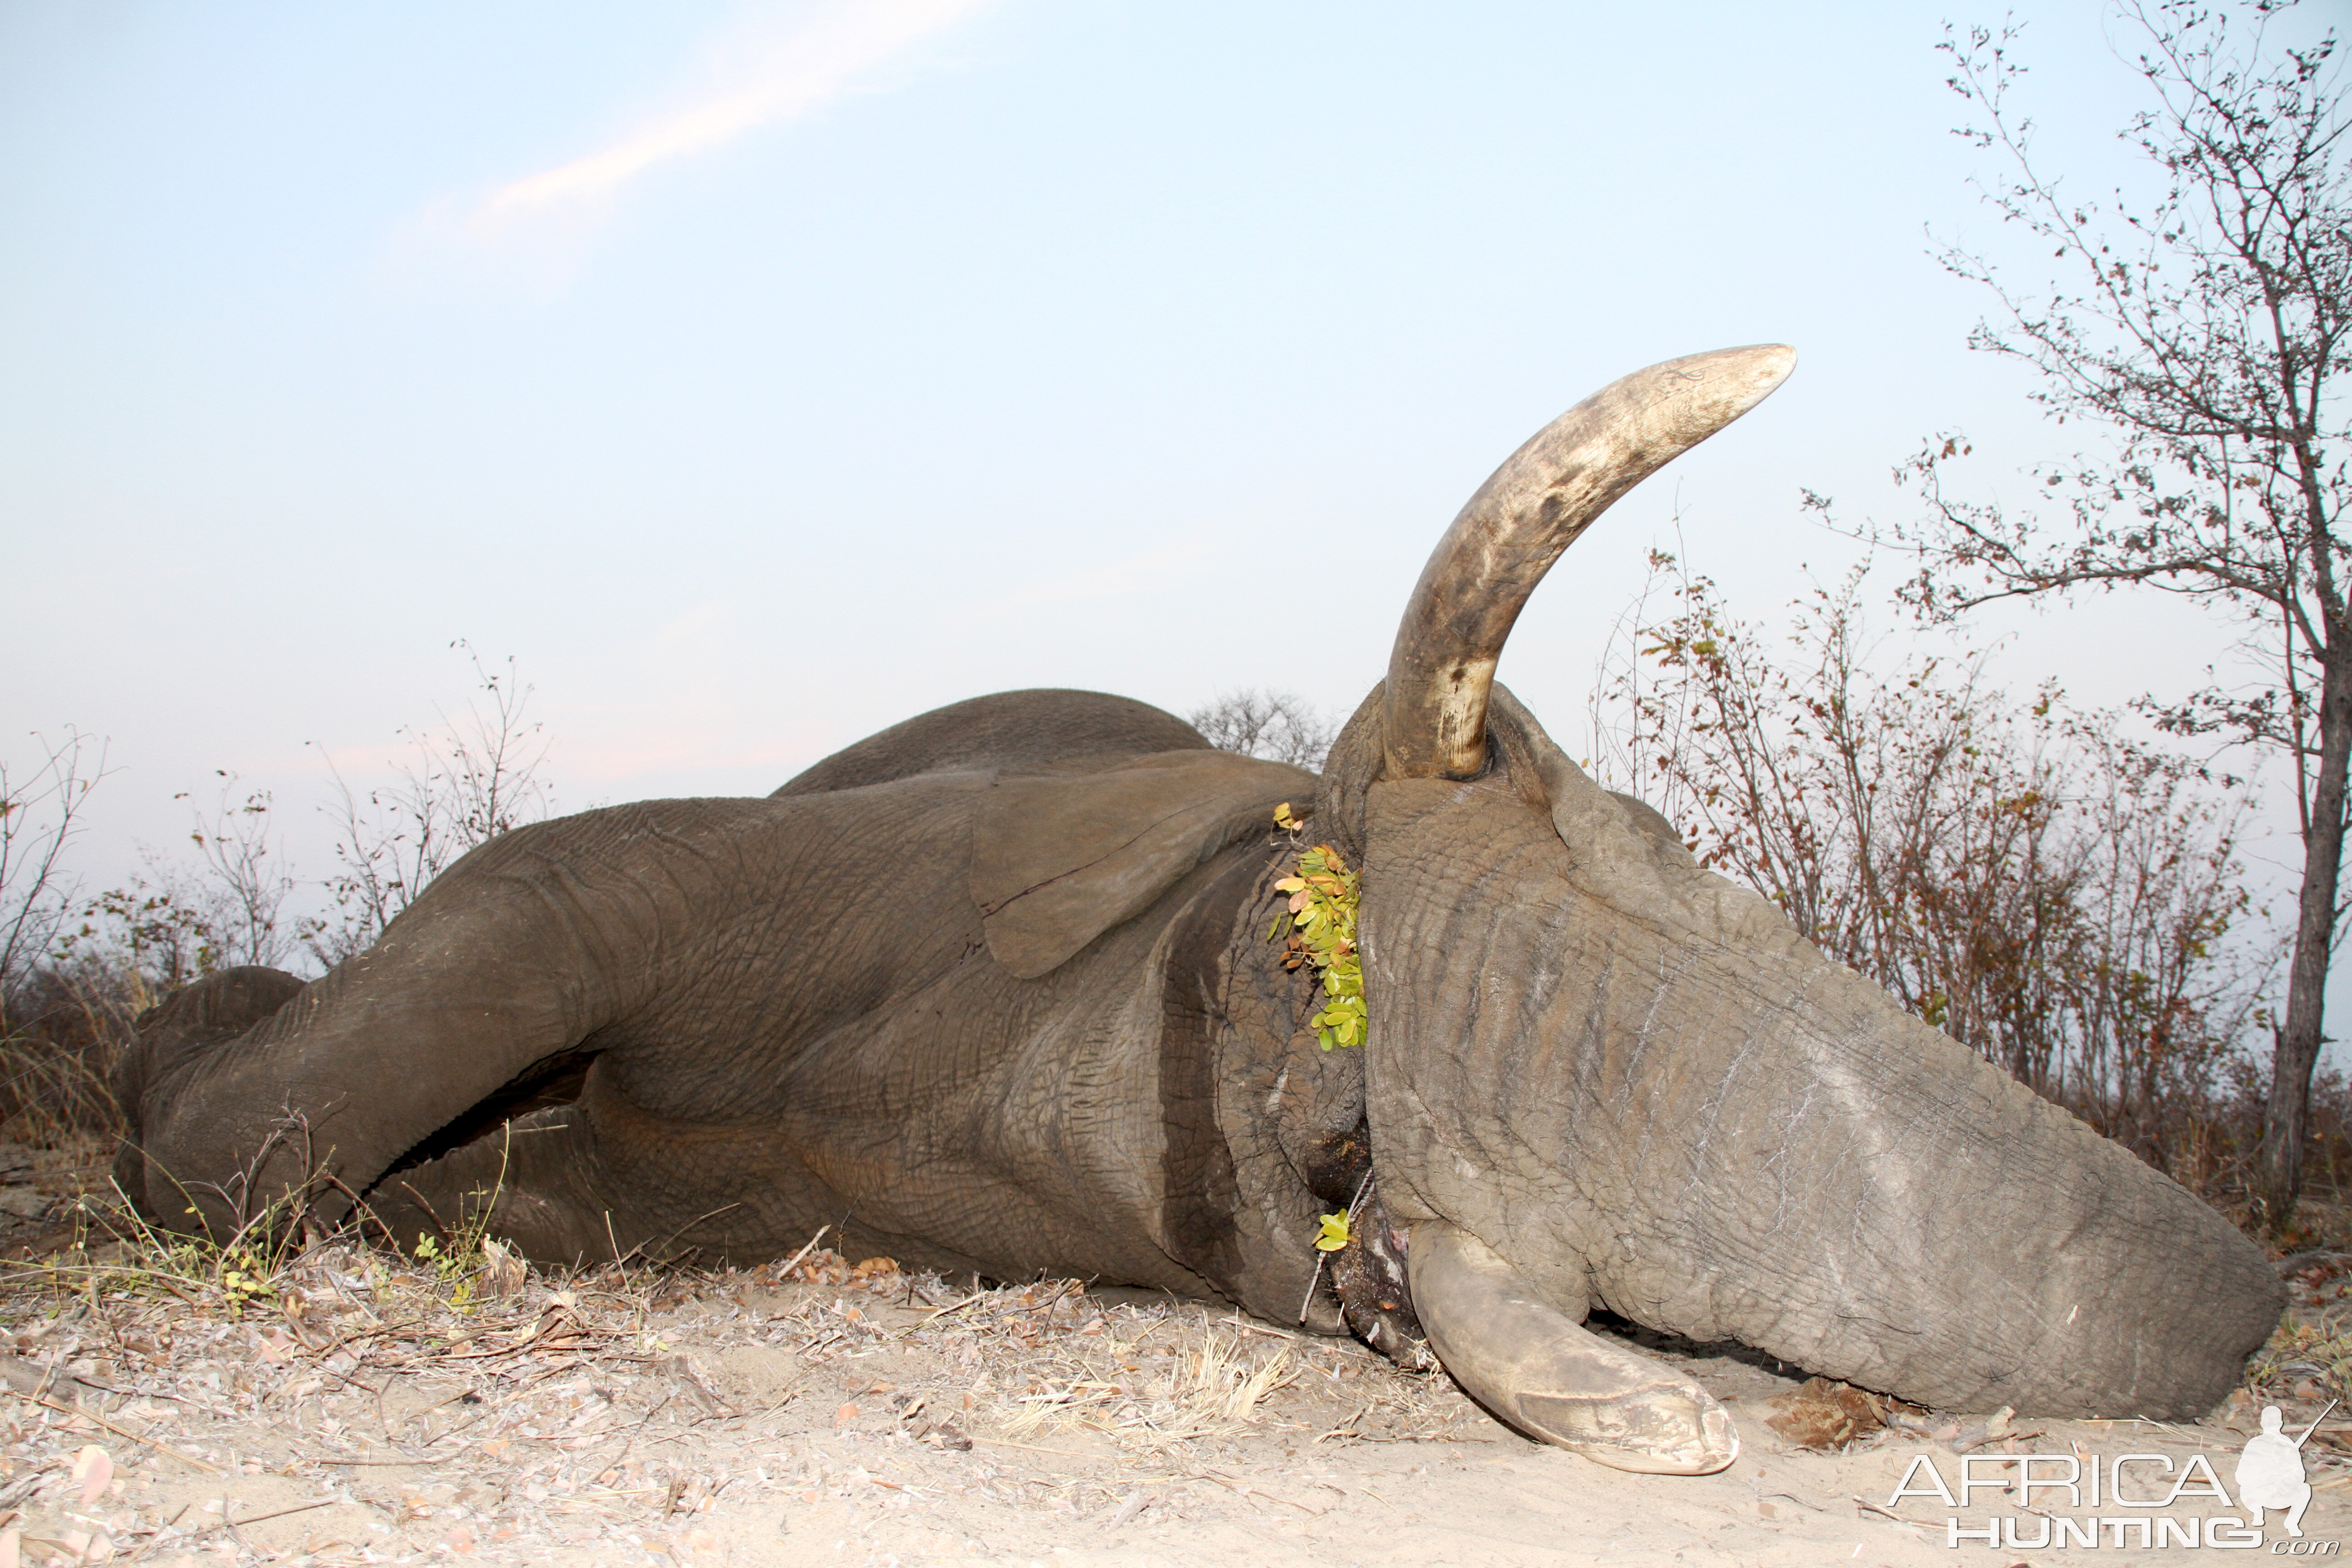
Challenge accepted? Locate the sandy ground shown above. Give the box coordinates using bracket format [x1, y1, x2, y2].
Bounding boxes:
[0, 1139, 2344, 1567]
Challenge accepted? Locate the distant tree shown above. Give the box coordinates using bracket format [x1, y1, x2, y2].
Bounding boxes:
[0, 731, 106, 1031]
[308, 644, 554, 965]
[1188, 689, 1338, 772]
[1591, 553, 2269, 1182]
[1880, 1, 2349, 1226]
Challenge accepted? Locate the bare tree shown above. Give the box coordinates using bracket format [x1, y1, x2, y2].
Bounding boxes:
[177, 773, 299, 971]
[308, 644, 555, 965]
[0, 730, 108, 1030]
[47, 772, 302, 1019]
[1591, 553, 2269, 1183]
[1188, 689, 1338, 771]
[1876, 1, 2349, 1225]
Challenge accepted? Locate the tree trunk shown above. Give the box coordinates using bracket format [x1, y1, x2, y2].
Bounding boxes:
[2258, 642, 2352, 1231]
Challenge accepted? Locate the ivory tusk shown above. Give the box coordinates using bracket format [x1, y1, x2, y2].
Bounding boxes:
[1409, 1221, 1740, 1475]
[1383, 344, 1796, 781]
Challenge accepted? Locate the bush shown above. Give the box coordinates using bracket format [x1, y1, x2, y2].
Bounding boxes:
[1589, 553, 2283, 1199]
[0, 648, 554, 1148]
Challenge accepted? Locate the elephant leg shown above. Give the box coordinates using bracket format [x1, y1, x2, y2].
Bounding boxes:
[110, 966, 309, 1213]
[364, 1063, 845, 1270]
[364, 1106, 628, 1268]
[1409, 1222, 1738, 1475]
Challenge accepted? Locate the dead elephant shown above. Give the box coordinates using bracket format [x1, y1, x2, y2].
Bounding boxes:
[114, 345, 2281, 1475]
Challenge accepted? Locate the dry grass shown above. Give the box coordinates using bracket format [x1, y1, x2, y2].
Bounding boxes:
[0, 1157, 1474, 1564]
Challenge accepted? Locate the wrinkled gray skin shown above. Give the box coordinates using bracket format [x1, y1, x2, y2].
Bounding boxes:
[115, 349, 2280, 1476]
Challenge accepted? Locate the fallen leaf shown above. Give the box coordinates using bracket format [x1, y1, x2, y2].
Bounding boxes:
[1763, 1378, 1884, 1450]
[69, 1446, 110, 1506]
[834, 1402, 859, 1430]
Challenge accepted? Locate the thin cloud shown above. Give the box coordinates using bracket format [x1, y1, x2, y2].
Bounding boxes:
[470, 0, 993, 233]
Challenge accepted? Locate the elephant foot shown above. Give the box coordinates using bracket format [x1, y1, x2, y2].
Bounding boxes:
[363, 1108, 629, 1267]
[1407, 1221, 1739, 1475]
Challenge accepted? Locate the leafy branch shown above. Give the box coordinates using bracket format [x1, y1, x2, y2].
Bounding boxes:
[1268, 805, 1367, 1051]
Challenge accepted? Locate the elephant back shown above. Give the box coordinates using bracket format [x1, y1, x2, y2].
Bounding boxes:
[773, 689, 1211, 797]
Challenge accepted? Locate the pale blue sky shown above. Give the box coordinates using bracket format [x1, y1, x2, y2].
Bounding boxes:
[2, 2, 2324, 980]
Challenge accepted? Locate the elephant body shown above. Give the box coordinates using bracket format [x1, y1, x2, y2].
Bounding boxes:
[121, 691, 1357, 1326]
[115, 349, 2282, 1471]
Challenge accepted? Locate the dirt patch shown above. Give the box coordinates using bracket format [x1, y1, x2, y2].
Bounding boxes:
[0, 1141, 2345, 1565]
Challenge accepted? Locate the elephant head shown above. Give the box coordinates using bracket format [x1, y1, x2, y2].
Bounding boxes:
[112, 347, 2280, 1480]
[1289, 346, 2280, 1470]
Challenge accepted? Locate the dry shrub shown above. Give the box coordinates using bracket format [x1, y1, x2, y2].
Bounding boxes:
[1590, 554, 2288, 1205]
[1000, 1327, 1294, 1444]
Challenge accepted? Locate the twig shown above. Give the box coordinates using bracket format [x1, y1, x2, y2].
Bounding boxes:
[1215, 1313, 1305, 1342]
[1313, 1401, 1374, 1443]
[224, 1495, 341, 1529]
[33, 1394, 220, 1474]
[592, 1391, 672, 1479]
[604, 1211, 628, 1289]
[647, 1203, 742, 1260]
[973, 1436, 1098, 1459]
[1196, 1470, 1321, 1514]
[421, 1410, 489, 1448]
[220, 1492, 251, 1554]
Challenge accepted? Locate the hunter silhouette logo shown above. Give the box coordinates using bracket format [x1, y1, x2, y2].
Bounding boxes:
[2238, 1401, 2331, 1539]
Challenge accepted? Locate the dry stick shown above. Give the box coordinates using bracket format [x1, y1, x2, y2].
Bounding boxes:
[1217, 1314, 1306, 1342]
[590, 1391, 674, 1481]
[973, 1435, 1098, 1459]
[219, 1491, 251, 1555]
[603, 1212, 628, 1291]
[121, 1502, 200, 1567]
[1313, 1401, 1375, 1444]
[33, 1393, 220, 1475]
[222, 1494, 344, 1531]
[420, 1410, 490, 1449]
[645, 1202, 743, 1262]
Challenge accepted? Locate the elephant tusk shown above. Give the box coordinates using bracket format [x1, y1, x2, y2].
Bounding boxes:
[1408, 1221, 1740, 1475]
[1382, 343, 1797, 781]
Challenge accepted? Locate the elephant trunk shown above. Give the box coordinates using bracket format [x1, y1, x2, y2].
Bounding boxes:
[1356, 691, 2281, 1418]
[117, 806, 691, 1239]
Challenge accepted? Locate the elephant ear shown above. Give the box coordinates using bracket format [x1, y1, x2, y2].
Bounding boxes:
[972, 750, 1313, 979]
